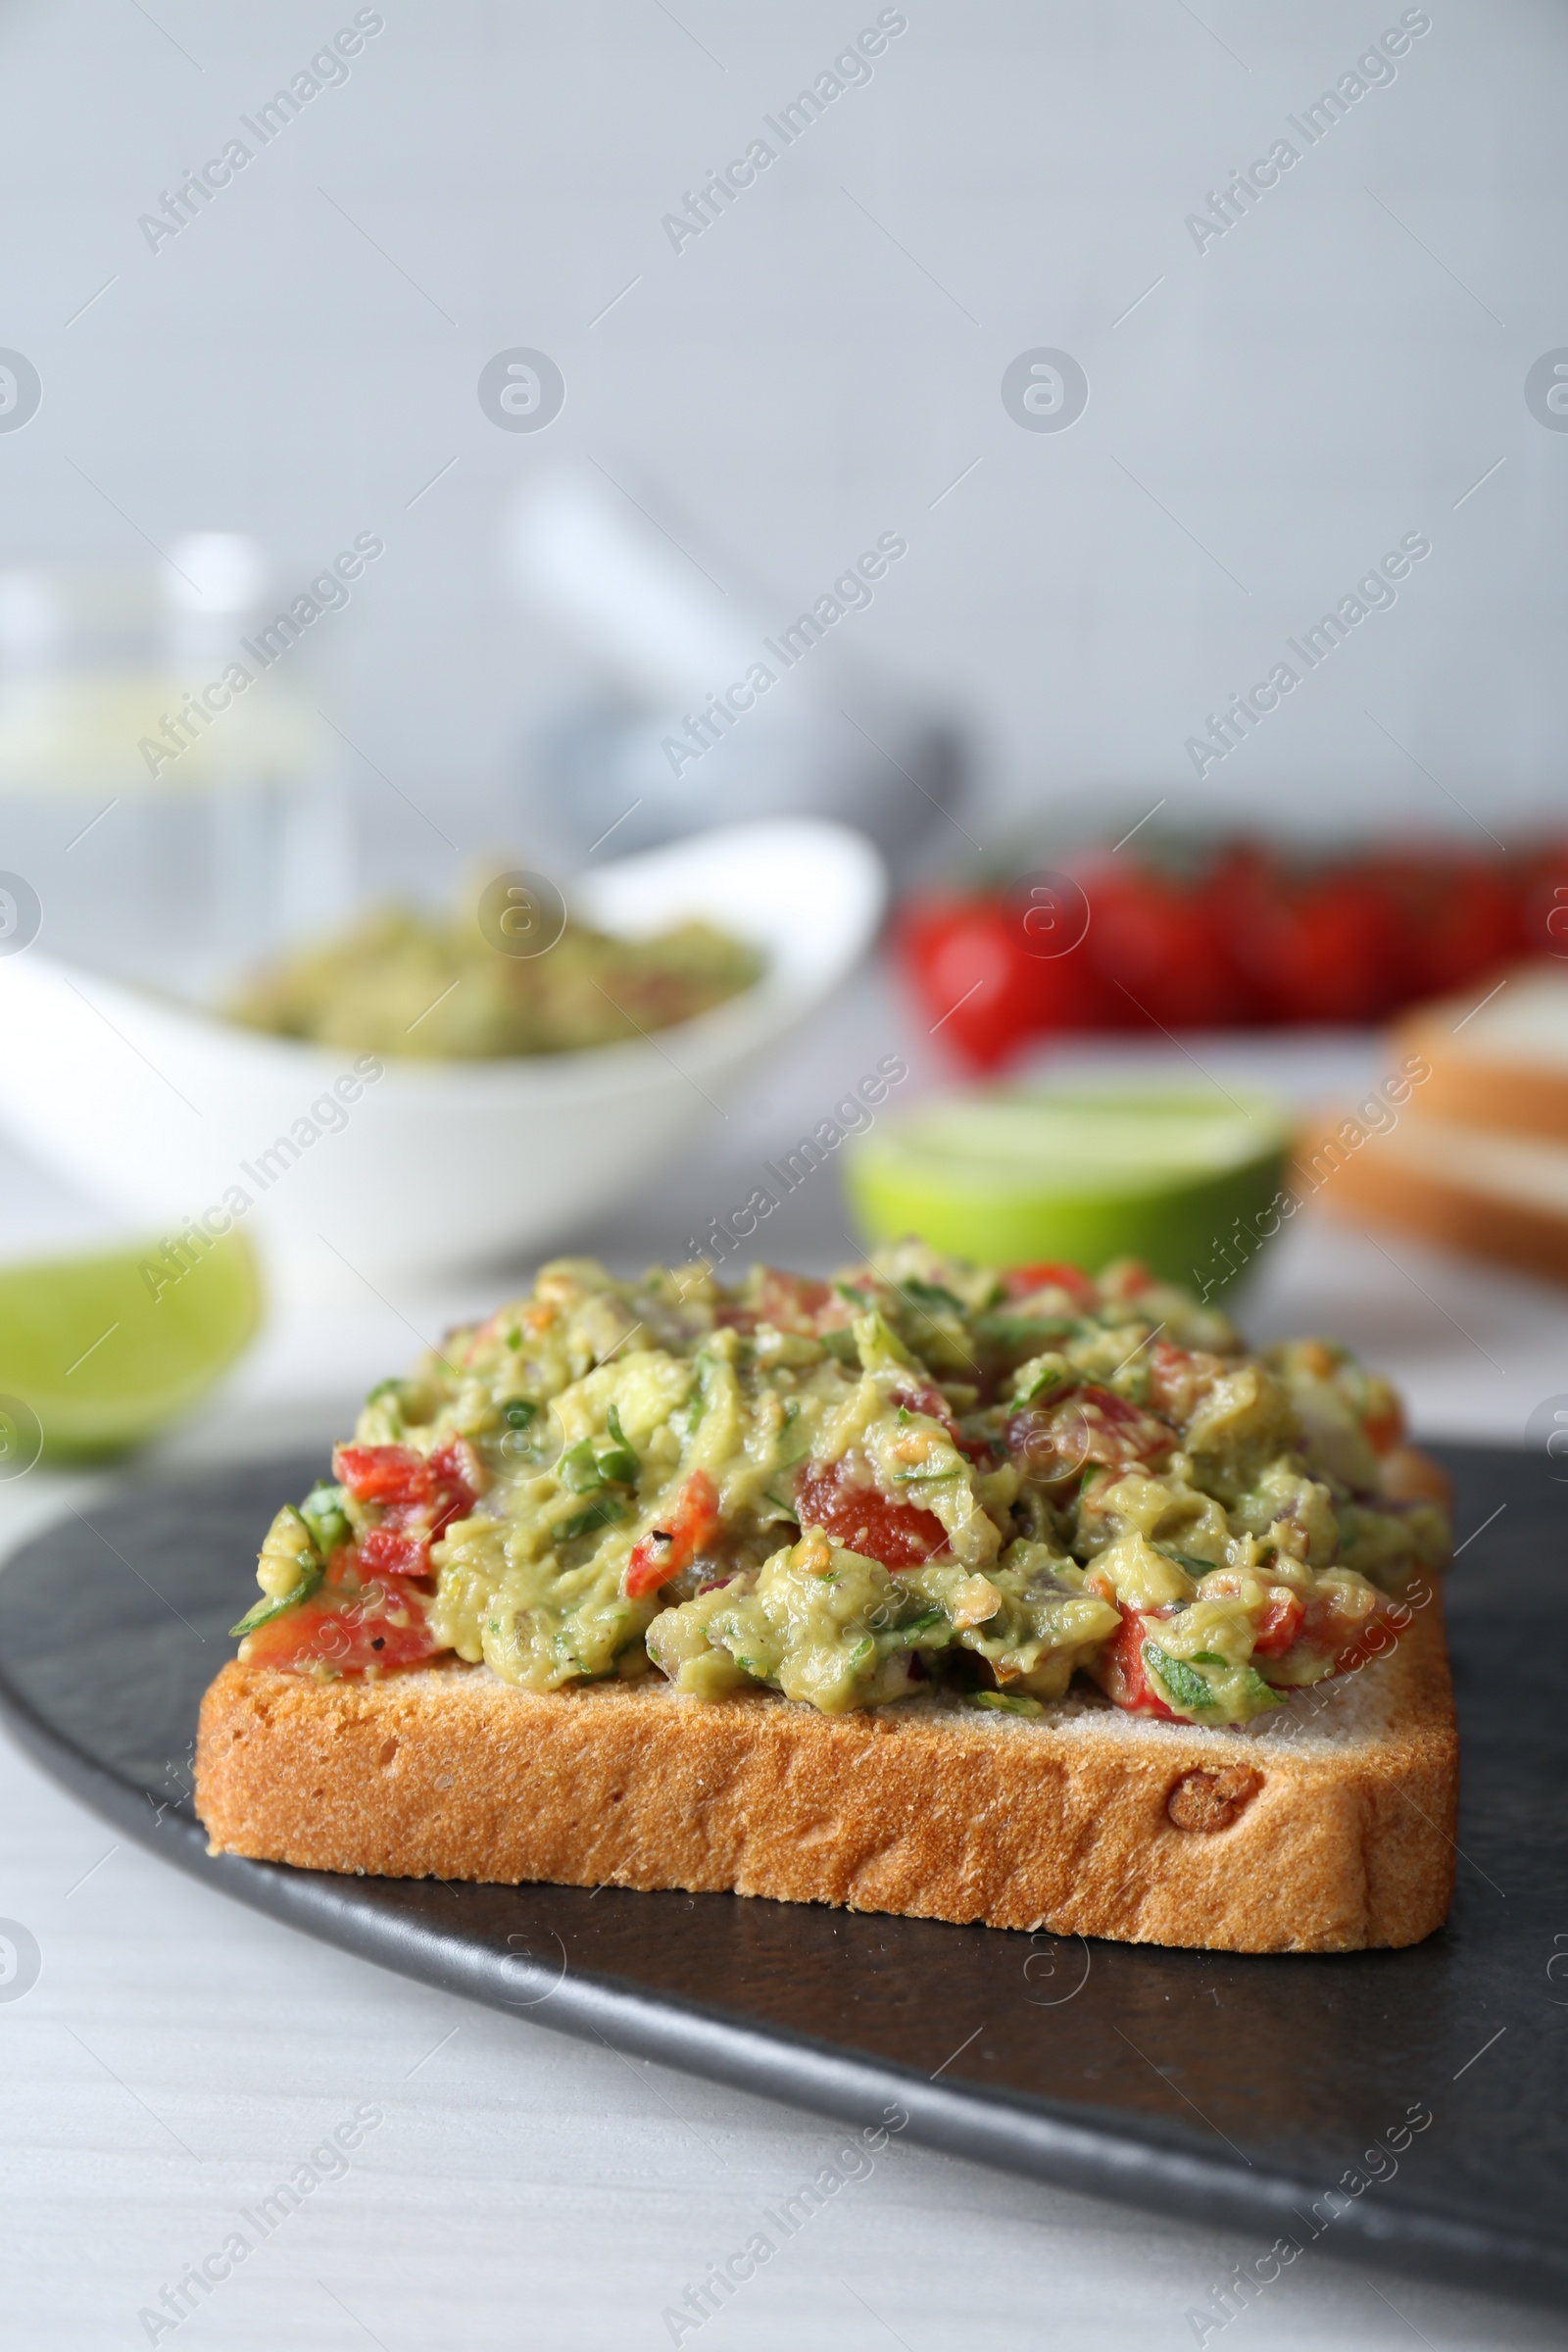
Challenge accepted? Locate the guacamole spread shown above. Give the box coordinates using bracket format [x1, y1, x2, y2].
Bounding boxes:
[233, 1249, 1450, 1727]
[228, 905, 761, 1059]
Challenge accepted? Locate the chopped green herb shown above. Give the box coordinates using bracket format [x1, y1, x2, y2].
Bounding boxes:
[1157, 1545, 1217, 1576]
[229, 1556, 322, 1640]
[1143, 1642, 1217, 1711]
[680, 1354, 717, 1435]
[1190, 1650, 1229, 1666]
[503, 1397, 538, 1430]
[554, 1496, 625, 1544]
[820, 1328, 859, 1366]
[976, 1313, 1077, 1349]
[882, 1606, 951, 1652]
[900, 1277, 966, 1316]
[559, 1439, 606, 1494]
[596, 1404, 641, 1485]
[299, 1481, 350, 1556]
[968, 1690, 1043, 1717]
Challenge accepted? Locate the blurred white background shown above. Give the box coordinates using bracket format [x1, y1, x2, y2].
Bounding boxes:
[1, 0, 1563, 891]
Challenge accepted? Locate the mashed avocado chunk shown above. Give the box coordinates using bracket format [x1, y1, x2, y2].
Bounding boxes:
[231, 1247, 1450, 1725]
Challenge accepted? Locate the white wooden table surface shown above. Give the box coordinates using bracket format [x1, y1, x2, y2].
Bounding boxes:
[3, 966, 1565, 2351]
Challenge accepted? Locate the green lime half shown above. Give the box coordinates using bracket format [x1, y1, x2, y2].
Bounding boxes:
[0, 1229, 262, 1461]
[844, 1088, 1292, 1297]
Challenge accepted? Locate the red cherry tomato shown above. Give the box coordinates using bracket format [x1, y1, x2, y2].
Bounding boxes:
[1083, 866, 1253, 1030]
[793, 1458, 949, 1569]
[1224, 854, 1401, 1026]
[241, 1579, 443, 1674]
[624, 1469, 721, 1599]
[1359, 852, 1517, 1005]
[1516, 845, 1568, 961]
[894, 892, 1105, 1070]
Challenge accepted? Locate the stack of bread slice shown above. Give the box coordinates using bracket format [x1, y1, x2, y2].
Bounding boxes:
[1302, 963, 1568, 1281]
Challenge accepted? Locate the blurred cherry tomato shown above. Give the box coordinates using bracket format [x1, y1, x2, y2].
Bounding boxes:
[1217, 849, 1398, 1025]
[1513, 843, 1568, 962]
[1081, 862, 1254, 1030]
[1360, 852, 1517, 1002]
[894, 892, 1104, 1070]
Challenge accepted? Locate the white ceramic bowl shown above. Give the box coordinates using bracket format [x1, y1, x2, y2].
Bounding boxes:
[0, 819, 885, 1279]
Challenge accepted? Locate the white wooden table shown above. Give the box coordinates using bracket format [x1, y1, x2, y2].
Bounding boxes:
[2, 969, 1564, 2350]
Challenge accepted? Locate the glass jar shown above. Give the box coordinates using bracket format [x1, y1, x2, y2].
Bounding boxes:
[0, 537, 355, 1001]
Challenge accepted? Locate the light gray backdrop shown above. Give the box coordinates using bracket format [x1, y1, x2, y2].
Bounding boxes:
[1, 0, 1563, 886]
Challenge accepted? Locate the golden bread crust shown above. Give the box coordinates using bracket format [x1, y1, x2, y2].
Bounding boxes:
[195, 1598, 1457, 1953]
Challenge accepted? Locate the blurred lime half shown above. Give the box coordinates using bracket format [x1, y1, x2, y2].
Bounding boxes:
[0, 1229, 261, 1464]
[845, 1089, 1292, 1296]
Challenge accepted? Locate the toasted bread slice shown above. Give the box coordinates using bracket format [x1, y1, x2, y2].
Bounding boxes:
[195, 1595, 1455, 1953]
[1396, 963, 1568, 1144]
[1300, 1104, 1568, 1283]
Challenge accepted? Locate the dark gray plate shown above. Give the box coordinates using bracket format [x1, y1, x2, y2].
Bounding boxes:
[0, 1444, 1562, 2307]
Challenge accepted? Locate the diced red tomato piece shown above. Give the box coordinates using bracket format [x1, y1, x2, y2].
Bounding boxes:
[334, 1443, 434, 1505]
[1147, 1341, 1195, 1416]
[1096, 1606, 1178, 1718]
[885, 1378, 996, 1465]
[1298, 1589, 1400, 1673]
[813, 1274, 876, 1332]
[758, 1269, 831, 1332]
[624, 1469, 722, 1599]
[884, 1378, 996, 1465]
[1001, 1260, 1097, 1308]
[793, 1458, 949, 1569]
[335, 1438, 479, 1578]
[888, 1377, 956, 1431]
[241, 1581, 443, 1674]
[359, 1524, 434, 1577]
[1362, 1406, 1403, 1455]
[1250, 1589, 1305, 1657]
[1376, 1444, 1451, 1506]
[427, 1435, 480, 1494]
[1007, 1385, 1172, 1486]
